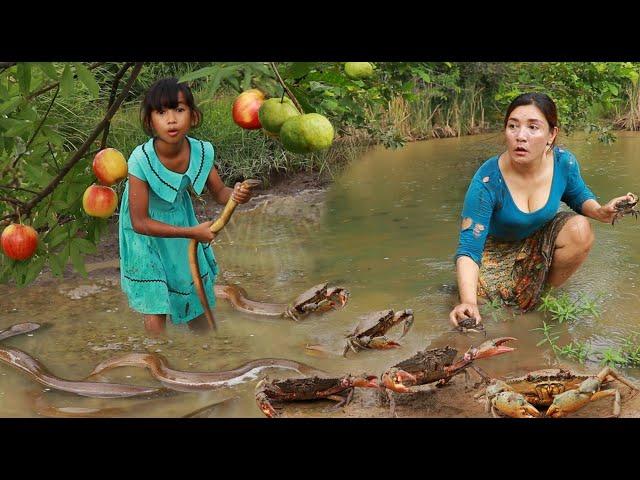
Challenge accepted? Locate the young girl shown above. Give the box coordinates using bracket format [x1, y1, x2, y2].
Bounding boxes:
[119, 77, 252, 335]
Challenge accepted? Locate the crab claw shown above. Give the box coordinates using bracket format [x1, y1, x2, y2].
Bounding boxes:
[398, 309, 414, 338]
[464, 337, 517, 361]
[368, 337, 402, 350]
[493, 391, 541, 418]
[352, 375, 379, 388]
[381, 369, 416, 393]
[326, 287, 350, 307]
[255, 392, 278, 418]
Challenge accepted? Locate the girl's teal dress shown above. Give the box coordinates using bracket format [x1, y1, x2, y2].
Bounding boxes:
[119, 136, 218, 324]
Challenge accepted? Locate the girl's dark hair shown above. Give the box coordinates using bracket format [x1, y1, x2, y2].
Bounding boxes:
[504, 92, 559, 146]
[140, 77, 202, 136]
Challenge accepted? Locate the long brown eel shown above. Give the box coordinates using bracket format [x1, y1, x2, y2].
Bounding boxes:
[88, 353, 328, 393]
[213, 284, 288, 316]
[189, 178, 262, 331]
[0, 323, 163, 399]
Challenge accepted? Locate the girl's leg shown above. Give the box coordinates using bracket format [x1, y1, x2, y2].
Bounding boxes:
[547, 215, 594, 287]
[144, 314, 167, 335]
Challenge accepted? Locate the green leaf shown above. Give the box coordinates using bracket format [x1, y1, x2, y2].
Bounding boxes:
[178, 66, 220, 83]
[37, 62, 59, 81]
[74, 63, 99, 98]
[70, 243, 87, 276]
[0, 96, 23, 116]
[21, 256, 46, 285]
[72, 237, 97, 254]
[60, 64, 74, 97]
[241, 68, 252, 91]
[16, 63, 32, 95]
[285, 63, 316, 80]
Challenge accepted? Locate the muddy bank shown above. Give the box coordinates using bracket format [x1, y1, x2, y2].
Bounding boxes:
[272, 375, 640, 419]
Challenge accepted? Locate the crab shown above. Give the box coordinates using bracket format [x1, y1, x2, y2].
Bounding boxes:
[476, 367, 640, 418]
[380, 337, 516, 416]
[255, 374, 378, 418]
[612, 192, 639, 225]
[456, 316, 486, 336]
[343, 309, 414, 357]
[283, 283, 349, 321]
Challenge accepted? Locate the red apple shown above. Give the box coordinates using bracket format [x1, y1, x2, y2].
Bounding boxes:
[232, 89, 265, 129]
[1, 223, 38, 261]
[92, 148, 128, 186]
[82, 184, 118, 218]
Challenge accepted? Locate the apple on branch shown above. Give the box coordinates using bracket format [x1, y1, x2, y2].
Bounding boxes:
[1, 224, 38, 261]
[82, 184, 118, 218]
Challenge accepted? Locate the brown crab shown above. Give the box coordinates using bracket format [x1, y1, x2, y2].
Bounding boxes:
[476, 367, 640, 418]
[343, 309, 414, 357]
[284, 283, 349, 321]
[380, 337, 516, 416]
[255, 374, 378, 418]
[612, 192, 639, 225]
[456, 316, 486, 336]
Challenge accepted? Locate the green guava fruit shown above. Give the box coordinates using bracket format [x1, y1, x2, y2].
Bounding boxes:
[280, 113, 335, 154]
[259, 97, 300, 134]
[344, 62, 374, 80]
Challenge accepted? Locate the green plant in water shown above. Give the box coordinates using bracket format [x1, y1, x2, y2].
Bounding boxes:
[554, 341, 591, 364]
[600, 348, 629, 368]
[537, 290, 601, 324]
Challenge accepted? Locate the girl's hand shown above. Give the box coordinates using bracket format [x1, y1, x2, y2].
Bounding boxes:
[191, 221, 216, 243]
[598, 193, 637, 224]
[449, 303, 482, 328]
[231, 182, 252, 204]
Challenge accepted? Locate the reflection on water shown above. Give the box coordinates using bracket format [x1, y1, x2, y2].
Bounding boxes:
[1, 132, 640, 417]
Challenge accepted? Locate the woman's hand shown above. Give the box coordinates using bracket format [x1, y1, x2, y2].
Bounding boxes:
[231, 182, 252, 204]
[190, 221, 216, 243]
[597, 193, 637, 224]
[449, 303, 482, 328]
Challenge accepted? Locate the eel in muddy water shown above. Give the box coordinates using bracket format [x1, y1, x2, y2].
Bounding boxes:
[0, 323, 163, 399]
[88, 352, 328, 392]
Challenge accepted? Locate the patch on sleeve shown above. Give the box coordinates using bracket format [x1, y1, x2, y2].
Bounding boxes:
[461, 217, 473, 231]
[472, 223, 485, 238]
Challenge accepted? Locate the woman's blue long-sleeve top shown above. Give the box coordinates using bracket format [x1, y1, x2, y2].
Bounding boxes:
[455, 147, 596, 266]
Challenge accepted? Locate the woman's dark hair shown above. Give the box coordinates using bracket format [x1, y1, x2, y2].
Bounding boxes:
[504, 92, 559, 146]
[140, 77, 202, 136]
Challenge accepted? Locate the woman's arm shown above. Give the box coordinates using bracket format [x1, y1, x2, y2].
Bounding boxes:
[449, 255, 482, 327]
[581, 195, 636, 224]
[128, 175, 214, 243]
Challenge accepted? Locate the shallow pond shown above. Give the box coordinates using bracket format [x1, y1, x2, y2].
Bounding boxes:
[2, 132, 640, 417]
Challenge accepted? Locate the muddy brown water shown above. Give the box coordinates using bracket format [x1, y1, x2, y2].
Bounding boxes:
[2, 132, 640, 418]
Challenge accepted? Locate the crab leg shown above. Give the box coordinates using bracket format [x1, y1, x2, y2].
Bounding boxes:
[464, 337, 517, 361]
[255, 392, 279, 418]
[598, 367, 640, 392]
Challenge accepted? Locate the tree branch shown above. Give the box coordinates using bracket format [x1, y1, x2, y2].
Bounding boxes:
[0, 185, 39, 195]
[0, 196, 26, 207]
[269, 62, 304, 114]
[100, 62, 134, 150]
[9, 86, 60, 170]
[26, 62, 106, 101]
[1, 62, 144, 226]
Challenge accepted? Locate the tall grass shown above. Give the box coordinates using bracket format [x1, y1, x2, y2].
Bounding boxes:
[380, 85, 492, 143]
